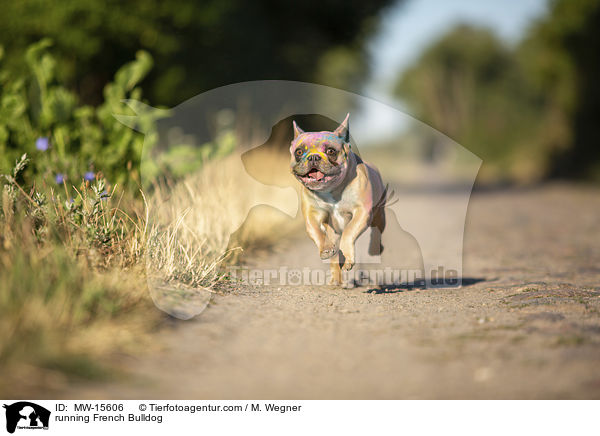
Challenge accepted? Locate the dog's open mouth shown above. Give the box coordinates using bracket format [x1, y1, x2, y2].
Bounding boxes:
[299, 168, 335, 184]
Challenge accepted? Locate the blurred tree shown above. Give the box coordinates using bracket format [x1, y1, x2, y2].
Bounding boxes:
[518, 0, 600, 180]
[0, 0, 395, 107]
[394, 0, 600, 183]
[394, 25, 543, 182]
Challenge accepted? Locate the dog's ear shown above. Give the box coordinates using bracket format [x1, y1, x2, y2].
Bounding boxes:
[292, 120, 304, 139]
[334, 113, 350, 142]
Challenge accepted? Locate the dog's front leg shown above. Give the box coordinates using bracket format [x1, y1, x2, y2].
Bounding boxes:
[339, 208, 370, 271]
[304, 207, 337, 259]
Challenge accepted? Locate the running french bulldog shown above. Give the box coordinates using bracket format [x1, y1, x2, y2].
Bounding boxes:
[290, 114, 386, 285]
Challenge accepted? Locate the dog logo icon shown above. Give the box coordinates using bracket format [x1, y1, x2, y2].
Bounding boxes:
[3, 402, 50, 433]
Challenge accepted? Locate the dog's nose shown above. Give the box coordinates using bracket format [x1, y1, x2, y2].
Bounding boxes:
[307, 154, 321, 162]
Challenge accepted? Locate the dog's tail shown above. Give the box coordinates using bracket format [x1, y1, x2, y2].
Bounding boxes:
[375, 184, 398, 209]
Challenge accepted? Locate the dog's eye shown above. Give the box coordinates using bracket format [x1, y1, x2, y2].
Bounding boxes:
[326, 148, 337, 156]
[295, 149, 303, 156]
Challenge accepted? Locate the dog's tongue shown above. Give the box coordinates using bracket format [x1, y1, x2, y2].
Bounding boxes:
[308, 169, 325, 181]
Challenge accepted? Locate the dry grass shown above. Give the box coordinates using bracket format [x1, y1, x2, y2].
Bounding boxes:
[145, 149, 300, 288]
[0, 201, 159, 396]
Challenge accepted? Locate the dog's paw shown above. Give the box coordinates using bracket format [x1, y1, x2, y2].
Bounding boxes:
[368, 243, 384, 256]
[320, 246, 337, 259]
[339, 244, 354, 271]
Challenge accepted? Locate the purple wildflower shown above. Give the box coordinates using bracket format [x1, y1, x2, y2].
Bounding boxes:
[55, 173, 65, 184]
[84, 171, 95, 182]
[36, 137, 49, 151]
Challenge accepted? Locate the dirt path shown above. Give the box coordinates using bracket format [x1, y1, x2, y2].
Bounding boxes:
[59, 184, 600, 399]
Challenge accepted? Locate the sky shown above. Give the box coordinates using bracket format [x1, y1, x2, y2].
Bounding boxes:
[353, 0, 549, 142]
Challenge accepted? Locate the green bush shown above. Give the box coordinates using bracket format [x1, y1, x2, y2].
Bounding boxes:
[0, 39, 153, 190]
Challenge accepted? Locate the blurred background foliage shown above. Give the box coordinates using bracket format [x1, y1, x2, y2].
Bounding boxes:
[0, 0, 394, 189]
[394, 0, 600, 183]
[0, 0, 393, 106]
[0, 0, 599, 187]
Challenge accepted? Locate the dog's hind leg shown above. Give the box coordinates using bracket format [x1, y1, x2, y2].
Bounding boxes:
[329, 252, 342, 285]
[368, 206, 386, 256]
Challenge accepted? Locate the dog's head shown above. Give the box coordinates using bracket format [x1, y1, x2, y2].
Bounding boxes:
[289, 114, 352, 192]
